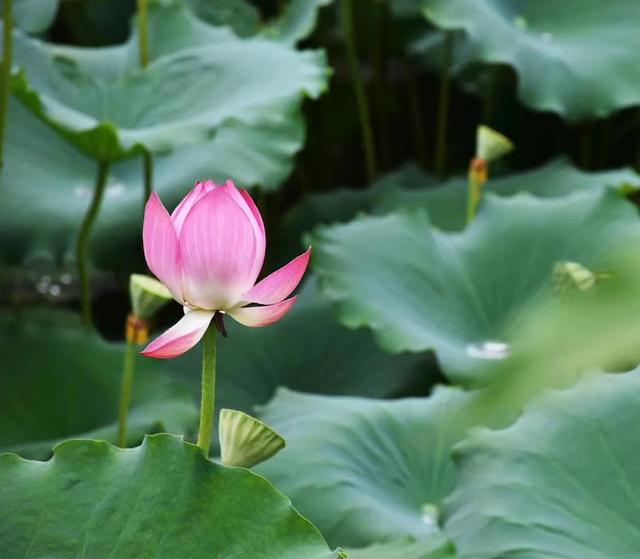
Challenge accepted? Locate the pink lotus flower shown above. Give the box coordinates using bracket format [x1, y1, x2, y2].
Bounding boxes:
[141, 180, 310, 358]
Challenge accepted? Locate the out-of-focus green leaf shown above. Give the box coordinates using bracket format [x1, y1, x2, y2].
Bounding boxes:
[0, 434, 343, 558]
[2, 0, 59, 34]
[0, 95, 304, 270]
[256, 386, 477, 548]
[187, 0, 261, 37]
[10, 0, 327, 161]
[310, 189, 640, 383]
[417, 0, 640, 120]
[346, 535, 457, 559]
[173, 279, 433, 423]
[444, 368, 640, 558]
[282, 160, 639, 253]
[0, 309, 198, 459]
[262, 0, 333, 45]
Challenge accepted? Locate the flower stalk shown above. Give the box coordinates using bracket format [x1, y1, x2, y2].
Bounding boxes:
[466, 125, 514, 224]
[196, 322, 218, 456]
[0, 0, 13, 168]
[137, 0, 153, 207]
[117, 314, 149, 447]
[117, 275, 171, 447]
[340, 0, 377, 182]
[137, 0, 149, 68]
[466, 157, 487, 223]
[76, 161, 110, 327]
[435, 32, 453, 177]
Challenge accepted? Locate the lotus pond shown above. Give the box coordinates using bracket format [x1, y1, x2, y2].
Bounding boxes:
[2, 1, 640, 558]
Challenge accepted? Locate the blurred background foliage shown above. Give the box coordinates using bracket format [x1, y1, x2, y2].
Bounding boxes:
[3, 1, 640, 557]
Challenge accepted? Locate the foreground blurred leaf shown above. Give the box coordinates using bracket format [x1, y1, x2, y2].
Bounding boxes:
[10, 0, 327, 161]
[174, 279, 433, 422]
[417, 0, 640, 120]
[311, 189, 640, 383]
[444, 368, 640, 558]
[0, 309, 198, 458]
[0, 434, 343, 558]
[257, 386, 476, 548]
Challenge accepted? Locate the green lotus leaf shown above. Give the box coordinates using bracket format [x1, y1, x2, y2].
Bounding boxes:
[3, 0, 59, 34]
[186, 0, 261, 37]
[0, 434, 343, 558]
[256, 385, 476, 548]
[310, 189, 640, 383]
[346, 535, 457, 559]
[443, 368, 640, 558]
[416, 0, 640, 120]
[262, 0, 334, 45]
[190, 0, 333, 45]
[0, 94, 304, 270]
[9, 0, 327, 161]
[0, 308, 198, 459]
[173, 279, 433, 422]
[282, 159, 640, 255]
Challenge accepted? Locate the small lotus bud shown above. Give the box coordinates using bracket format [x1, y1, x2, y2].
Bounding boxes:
[219, 409, 286, 468]
[476, 125, 514, 163]
[129, 274, 172, 320]
[552, 261, 596, 295]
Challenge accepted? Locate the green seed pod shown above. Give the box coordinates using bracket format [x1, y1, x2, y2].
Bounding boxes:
[219, 409, 286, 468]
[552, 261, 596, 295]
[129, 274, 172, 320]
[476, 125, 514, 163]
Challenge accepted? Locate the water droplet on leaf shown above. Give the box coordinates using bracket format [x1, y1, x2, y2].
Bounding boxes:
[466, 340, 510, 360]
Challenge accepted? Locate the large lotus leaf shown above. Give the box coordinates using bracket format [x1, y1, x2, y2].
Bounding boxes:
[310, 189, 640, 383]
[443, 368, 640, 558]
[282, 159, 640, 255]
[256, 386, 476, 548]
[188, 0, 333, 45]
[346, 536, 457, 559]
[0, 94, 304, 269]
[415, 0, 640, 120]
[3, 0, 59, 33]
[0, 308, 198, 459]
[262, 0, 333, 45]
[10, 0, 327, 161]
[0, 434, 343, 558]
[173, 278, 433, 421]
[186, 0, 261, 37]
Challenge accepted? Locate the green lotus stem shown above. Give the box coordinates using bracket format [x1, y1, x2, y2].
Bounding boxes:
[117, 338, 137, 447]
[404, 60, 427, 168]
[340, 0, 377, 182]
[0, 0, 13, 168]
[143, 149, 153, 203]
[137, 1, 153, 206]
[196, 324, 217, 456]
[137, 0, 149, 68]
[435, 32, 452, 178]
[76, 162, 110, 327]
[466, 176, 479, 224]
[466, 158, 487, 224]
